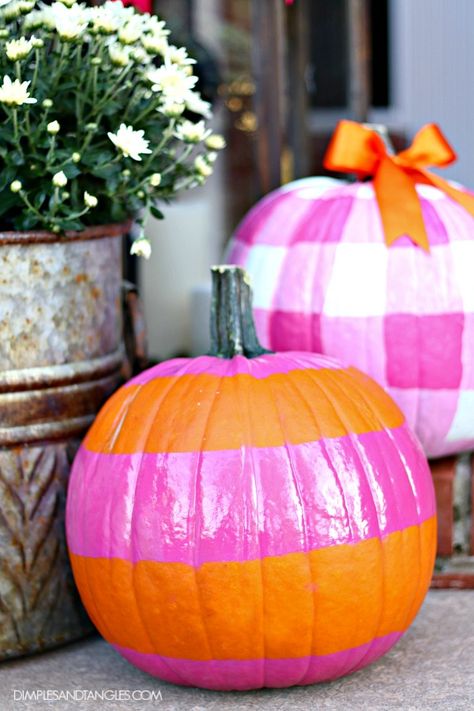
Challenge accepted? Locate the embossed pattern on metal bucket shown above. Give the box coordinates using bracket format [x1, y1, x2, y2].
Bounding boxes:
[0, 223, 128, 659]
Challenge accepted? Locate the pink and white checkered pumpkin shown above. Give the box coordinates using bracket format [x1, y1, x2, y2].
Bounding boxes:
[227, 176, 474, 459]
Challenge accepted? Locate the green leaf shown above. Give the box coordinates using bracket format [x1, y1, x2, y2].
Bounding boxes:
[150, 204, 164, 220]
[0, 166, 17, 192]
[62, 164, 81, 179]
[0, 190, 20, 217]
[61, 219, 83, 231]
[92, 164, 120, 179]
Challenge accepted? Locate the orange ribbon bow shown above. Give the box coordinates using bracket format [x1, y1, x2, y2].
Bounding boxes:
[323, 121, 474, 251]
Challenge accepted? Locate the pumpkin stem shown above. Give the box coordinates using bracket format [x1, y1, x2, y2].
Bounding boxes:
[209, 265, 272, 359]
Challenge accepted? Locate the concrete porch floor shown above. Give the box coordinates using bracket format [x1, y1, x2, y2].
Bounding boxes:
[1, 591, 473, 711]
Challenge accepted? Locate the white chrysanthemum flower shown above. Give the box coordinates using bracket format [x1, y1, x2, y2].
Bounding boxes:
[53, 2, 88, 41]
[185, 91, 212, 118]
[3, 1, 22, 21]
[0, 75, 36, 105]
[174, 120, 211, 144]
[147, 62, 198, 102]
[109, 44, 131, 67]
[19, 0, 35, 11]
[131, 46, 151, 65]
[194, 155, 213, 177]
[159, 100, 185, 118]
[147, 16, 169, 37]
[142, 34, 168, 55]
[118, 17, 143, 45]
[205, 134, 226, 150]
[130, 238, 151, 259]
[108, 123, 152, 161]
[165, 45, 196, 67]
[6, 36, 34, 61]
[90, 6, 119, 34]
[47, 120, 60, 134]
[52, 171, 67, 187]
[84, 191, 98, 208]
[24, 8, 54, 31]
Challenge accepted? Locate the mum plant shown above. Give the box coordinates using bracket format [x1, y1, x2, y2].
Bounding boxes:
[0, 0, 224, 255]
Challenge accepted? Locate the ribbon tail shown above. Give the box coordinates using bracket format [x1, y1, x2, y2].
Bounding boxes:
[418, 168, 474, 219]
[373, 157, 430, 252]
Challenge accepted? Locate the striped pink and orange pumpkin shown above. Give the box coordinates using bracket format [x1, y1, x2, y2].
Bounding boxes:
[227, 174, 474, 459]
[66, 266, 436, 691]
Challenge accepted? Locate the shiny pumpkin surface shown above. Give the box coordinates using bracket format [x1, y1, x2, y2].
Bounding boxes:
[66, 351, 436, 690]
[227, 176, 474, 458]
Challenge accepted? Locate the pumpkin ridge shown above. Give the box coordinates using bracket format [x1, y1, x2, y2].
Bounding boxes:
[335, 427, 386, 652]
[189, 371, 228, 662]
[362, 425, 426, 635]
[234, 365, 266, 667]
[127, 358, 218, 662]
[297, 367, 388, 655]
[128, 431, 172, 660]
[264, 373, 315, 667]
[301, 368, 382, 438]
[344, 432, 388, 671]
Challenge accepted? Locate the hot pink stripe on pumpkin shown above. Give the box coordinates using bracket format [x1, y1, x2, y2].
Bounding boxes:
[113, 631, 404, 690]
[234, 179, 345, 247]
[127, 352, 342, 386]
[66, 425, 435, 565]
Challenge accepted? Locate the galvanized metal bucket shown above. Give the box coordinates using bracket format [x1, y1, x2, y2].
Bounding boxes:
[0, 223, 128, 660]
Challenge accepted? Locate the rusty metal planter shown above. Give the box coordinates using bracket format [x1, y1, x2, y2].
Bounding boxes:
[0, 223, 128, 660]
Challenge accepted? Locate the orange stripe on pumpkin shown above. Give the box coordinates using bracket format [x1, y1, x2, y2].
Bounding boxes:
[84, 367, 404, 454]
[70, 516, 436, 661]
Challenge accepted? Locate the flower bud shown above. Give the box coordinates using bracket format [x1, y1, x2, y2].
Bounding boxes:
[71, 152, 81, 163]
[10, 180, 22, 193]
[84, 191, 98, 208]
[194, 155, 213, 178]
[42, 98, 53, 109]
[149, 173, 162, 187]
[52, 171, 67, 188]
[205, 134, 226, 151]
[47, 120, 60, 135]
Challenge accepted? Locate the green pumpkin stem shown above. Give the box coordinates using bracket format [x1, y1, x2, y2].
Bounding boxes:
[209, 265, 272, 359]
